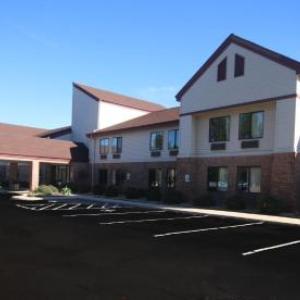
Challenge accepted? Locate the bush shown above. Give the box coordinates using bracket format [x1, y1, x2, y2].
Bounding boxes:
[225, 194, 246, 211]
[124, 187, 145, 199]
[193, 193, 214, 207]
[104, 185, 119, 197]
[61, 186, 72, 196]
[93, 185, 106, 195]
[163, 189, 183, 204]
[256, 194, 287, 214]
[34, 185, 59, 196]
[145, 188, 161, 202]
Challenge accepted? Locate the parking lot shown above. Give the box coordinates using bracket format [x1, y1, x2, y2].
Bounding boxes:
[1, 196, 300, 299]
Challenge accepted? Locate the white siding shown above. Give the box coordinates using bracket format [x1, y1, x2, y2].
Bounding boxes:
[98, 101, 149, 129]
[91, 125, 179, 164]
[181, 43, 297, 115]
[192, 102, 276, 157]
[71, 87, 99, 146]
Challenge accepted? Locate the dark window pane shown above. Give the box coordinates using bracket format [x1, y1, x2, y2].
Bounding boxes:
[99, 169, 108, 185]
[148, 168, 162, 187]
[237, 167, 249, 192]
[150, 132, 163, 150]
[99, 138, 109, 154]
[112, 137, 122, 153]
[168, 129, 179, 150]
[251, 112, 264, 138]
[234, 54, 245, 77]
[239, 113, 252, 139]
[207, 167, 228, 192]
[209, 116, 230, 142]
[217, 58, 227, 81]
[167, 168, 176, 188]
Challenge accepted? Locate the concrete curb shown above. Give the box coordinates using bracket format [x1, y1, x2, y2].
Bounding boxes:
[12, 193, 300, 227]
[74, 194, 300, 227]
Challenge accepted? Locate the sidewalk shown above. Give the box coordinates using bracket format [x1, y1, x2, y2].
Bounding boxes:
[72, 194, 300, 227]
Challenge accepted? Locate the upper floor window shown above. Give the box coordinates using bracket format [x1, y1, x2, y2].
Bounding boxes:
[168, 129, 179, 150]
[99, 138, 109, 154]
[217, 58, 227, 81]
[239, 111, 264, 140]
[209, 116, 230, 142]
[111, 137, 122, 154]
[234, 54, 245, 77]
[150, 131, 163, 151]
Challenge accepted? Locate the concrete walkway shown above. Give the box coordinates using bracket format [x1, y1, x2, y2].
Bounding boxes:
[72, 194, 300, 227]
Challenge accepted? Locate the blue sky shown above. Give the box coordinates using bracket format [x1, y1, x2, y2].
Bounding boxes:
[1, 0, 300, 129]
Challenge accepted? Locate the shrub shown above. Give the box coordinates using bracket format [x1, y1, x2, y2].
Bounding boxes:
[163, 189, 183, 204]
[124, 187, 145, 199]
[34, 185, 59, 196]
[104, 185, 119, 197]
[256, 194, 287, 214]
[225, 194, 246, 211]
[146, 188, 161, 202]
[93, 185, 106, 195]
[193, 193, 214, 207]
[61, 186, 72, 196]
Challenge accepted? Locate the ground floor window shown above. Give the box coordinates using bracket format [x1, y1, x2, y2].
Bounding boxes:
[148, 169, 162, 188]
[167, 168, 176, 188]
[237, 167, 261, 193]
[207, 167, 229, 192]
[112, 169, 126, 186]
[98, 169, 108, 185]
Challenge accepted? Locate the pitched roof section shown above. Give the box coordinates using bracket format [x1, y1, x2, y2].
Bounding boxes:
[0, 122, 46, 137]
[0, 134, 88, 162]
[176, 34, 300, 101]
[88, 107, 179, 137]
[39, 126, 72, 139]
[73, 83, 165, 112]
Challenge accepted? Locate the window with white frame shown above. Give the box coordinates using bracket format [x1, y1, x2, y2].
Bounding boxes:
[168, 129, 179, 150]
[150, 131, 163, 151]
[237, 167, 261, 193]
[111, 137, 122, 154]
[99, 138, 109, 154]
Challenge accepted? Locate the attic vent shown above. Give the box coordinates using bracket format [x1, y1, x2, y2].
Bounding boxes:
[217, 58, 227, 81]
[235, 54, 245, 77]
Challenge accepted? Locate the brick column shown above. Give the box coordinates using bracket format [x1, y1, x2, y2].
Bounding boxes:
[30, 160, 40, 191]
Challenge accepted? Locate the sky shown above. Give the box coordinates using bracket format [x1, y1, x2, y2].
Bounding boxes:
[0, 0, 300, 129]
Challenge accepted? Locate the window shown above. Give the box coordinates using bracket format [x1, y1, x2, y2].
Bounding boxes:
[167, 168, 176, 188]
[234, 54, 245, 77]
[150, 131, 163, 151]
[148, 169, 162, 187]
[99, 138, 109, 154]
[239, 112, 264, 139]
[207, 167, 229, 192]
[217, 58, 227, 81]
[111, 137, 122, 154]
[98, 169, 108, 185]
[237, 167, 261, 193]
[112, 169, 126, 186]
[168, 129, 179, 150]
[209, 116, 230, 142]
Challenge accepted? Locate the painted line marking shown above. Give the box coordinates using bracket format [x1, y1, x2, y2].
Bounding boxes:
[16, 204, 36, 211]
[99, 215, 209, 225]
[63, 210, 167, 218]
[154, 222, 264, 238]
[87, 204, 94, 209]
[242, 240, 300, 256]
[38, 204, 57, 211]
[52, 203, 68, 210]
[68, 203, 81, 210]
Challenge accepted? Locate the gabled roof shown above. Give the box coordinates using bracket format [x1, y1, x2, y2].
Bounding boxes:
[88, 107, 179, 137]
[176, 34, 300, 101]
[0, 122, 46, 137]
[39, 126, 72, 139]
[73, 82, 165, 112]
[0, 134, 88, 162]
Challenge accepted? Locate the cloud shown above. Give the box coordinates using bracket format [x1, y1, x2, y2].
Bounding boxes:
[136, 85, 178, 105]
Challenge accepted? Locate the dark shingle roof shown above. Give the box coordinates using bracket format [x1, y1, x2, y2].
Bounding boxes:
[88, 107, 179, 137]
